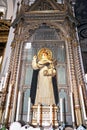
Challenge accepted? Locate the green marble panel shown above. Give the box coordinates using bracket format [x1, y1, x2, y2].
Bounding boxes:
[57, 66, 66, 84]
[24, 65, 33, 85]
[57, 46, 65, 62]
[23, 89, 30, 113]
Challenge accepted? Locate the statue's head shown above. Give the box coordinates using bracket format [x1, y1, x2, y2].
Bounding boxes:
[37, 48, 52, 65]
[41, 51, 49, 60]
[38, 48, 52, 59]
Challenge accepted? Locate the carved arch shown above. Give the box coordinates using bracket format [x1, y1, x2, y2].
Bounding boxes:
[29, 0, 63, 11]
[23, 21, 69, 41]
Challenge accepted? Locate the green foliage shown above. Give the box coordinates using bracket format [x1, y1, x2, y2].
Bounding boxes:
[0, 125, 6, 130]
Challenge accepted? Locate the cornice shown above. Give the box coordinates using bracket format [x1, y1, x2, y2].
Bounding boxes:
[11, 11, 66, 28]
[24, 10, 67, 21]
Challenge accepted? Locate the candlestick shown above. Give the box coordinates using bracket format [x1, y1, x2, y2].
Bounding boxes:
[50, 105, 52, 124]
[70, 92, 75, 122]
[60, 98, 63, 122]
[37, 104, 40, 125]
[4, 83, 12, 120]
[79, 86, 87, 120]
[16, 91, 21, 121]
[27, 97, 31, 122]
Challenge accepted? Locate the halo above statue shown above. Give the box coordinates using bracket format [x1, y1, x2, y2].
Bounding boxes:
[38, 48, 52, 61]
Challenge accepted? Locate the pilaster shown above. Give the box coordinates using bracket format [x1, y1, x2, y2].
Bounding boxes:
[67, 38, 82, 126]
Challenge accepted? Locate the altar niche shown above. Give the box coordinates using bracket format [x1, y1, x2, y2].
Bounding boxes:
[20, 24, 67, 123]
[30, 48, 59, 127]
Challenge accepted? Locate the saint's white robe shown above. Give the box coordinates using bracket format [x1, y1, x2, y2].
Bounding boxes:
[32, 58, 56, 105]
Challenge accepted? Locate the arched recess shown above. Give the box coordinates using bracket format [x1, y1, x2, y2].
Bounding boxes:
[22, 21, 70, 42]
[19, 22, 68, 122]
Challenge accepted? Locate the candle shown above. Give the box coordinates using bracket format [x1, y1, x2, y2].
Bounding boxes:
[16, 91, 21, 121]
[60, 98, 63, 122]
[50, 105, 52, 124]
[79, 86, 87, 120]
[37, 104, 40, 124]
[4, 83, 12, 119]
[84, 74, 87, 83]
[27, 97, 31, 122]
[70, 92, 75, 122]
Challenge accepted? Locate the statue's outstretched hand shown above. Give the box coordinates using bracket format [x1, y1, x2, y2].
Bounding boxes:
[33, 55, 37, 60]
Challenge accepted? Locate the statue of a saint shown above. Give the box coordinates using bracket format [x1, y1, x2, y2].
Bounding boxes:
[30, 48, 58, 105]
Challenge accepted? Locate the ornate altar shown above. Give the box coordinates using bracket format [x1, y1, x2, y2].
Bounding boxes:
[31, 104, 59, 127]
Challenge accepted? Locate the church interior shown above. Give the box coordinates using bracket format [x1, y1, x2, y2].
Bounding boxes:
[0, 0, 87, 130]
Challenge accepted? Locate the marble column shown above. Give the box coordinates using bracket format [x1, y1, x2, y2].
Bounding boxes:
[60, 98, 64, 123]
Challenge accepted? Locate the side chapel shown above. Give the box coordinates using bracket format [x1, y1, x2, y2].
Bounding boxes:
[0, 0, 87, 128]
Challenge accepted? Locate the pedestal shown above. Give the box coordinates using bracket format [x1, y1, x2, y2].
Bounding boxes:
[31, 105, 59, 127]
